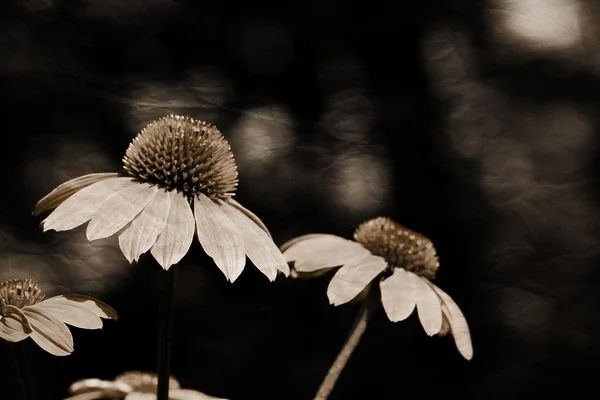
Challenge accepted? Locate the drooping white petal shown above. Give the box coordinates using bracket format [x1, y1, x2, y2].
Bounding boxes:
[151, 193, 195, 269]
[0, 305, 32, 342]
[36, 296, 108, 329]
[119, 189, 174, 263]
[170, 389, 230, 400]
[227, 198, 272, 238]
[42, 177, 136, 232]
[36, 294, 118, 329]
[222, 201, 289, 281]
[379, 268, 416, 322]
[425, 280, 473, 360]
[69, 378, 133, 395]
[194, 194, 245, 282]
[407, 272, 443, 336]
[22, 306, 74, 356]
[87, 183, 159, 241]
[34, 173, 119, 216]
[44, 294, 119, 321]
[279, 234, 326, 253]
[283, 234, 372, 273]
[327, 254, 388, 306]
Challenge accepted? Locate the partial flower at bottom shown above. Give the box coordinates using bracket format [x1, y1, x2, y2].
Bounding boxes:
[0, 278, 118, 356]
[65, 371, 228, 400]
[282, 217, 473, 360]
[33, 115, 289, 281]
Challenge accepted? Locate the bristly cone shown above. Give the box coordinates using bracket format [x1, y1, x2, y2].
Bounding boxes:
[353, 217, 439, 279]
[122, 115, 239, 201]
[0, 278, 44, 309]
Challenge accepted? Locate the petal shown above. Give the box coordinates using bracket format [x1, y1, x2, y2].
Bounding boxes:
[22, 306, 74, 356]
[194, 194, 245, 282]
[0, 305, 32, 342]
[36, 302, 100, 330]
[69, 378, 132, 395]
[222, 202, 289, 281]
[151, 193, 195, 269]
[327, 254, 388, 306]
[42, 177, 136, 232]
[283, 234, 371, 273]
[379, 268, 416, 322]
[425, 280, 473, 360]
[36, 296, 108, 330]
[33, 173, 119, 216]
[170, 389, 230, 400]
[45, 294, 119, 321]
[407, 272, 443, 336]
[227, 198, 272, 238]
[279, 234, 326, 253]
[119, 189, 174, 263]
[87, 183, 159, 241]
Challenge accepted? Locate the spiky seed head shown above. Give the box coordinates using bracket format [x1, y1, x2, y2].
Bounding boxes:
[353, 217, 440, 279]
[122, 115, 238, 201]
[115, 371, 180, 393]
[0, 278, 44, 310]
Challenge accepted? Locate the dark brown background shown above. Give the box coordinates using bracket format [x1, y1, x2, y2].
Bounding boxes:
[1, 0, 600, 399]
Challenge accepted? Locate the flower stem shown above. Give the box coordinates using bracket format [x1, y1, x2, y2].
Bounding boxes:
[157, 267, 178, 400]
[8, 342, 36, 400]
[313, 288, 379, 400]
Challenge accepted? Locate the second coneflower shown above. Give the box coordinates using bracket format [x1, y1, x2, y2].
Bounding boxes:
[282, 217, 472, 400]
[33, 115, 289, 400]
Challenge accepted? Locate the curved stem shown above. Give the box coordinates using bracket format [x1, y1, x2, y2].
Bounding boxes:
[8, 342, 36, 400]
[157, 267, 178, 400]
[313, 288, 379, 400]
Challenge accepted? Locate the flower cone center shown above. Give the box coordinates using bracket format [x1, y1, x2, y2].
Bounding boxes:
[122, 115, 239, 201]
[353, 217, 439, 279]
[0, 278, 44, 310]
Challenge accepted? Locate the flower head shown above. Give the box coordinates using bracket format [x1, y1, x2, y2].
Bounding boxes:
[0, 278, 118, 356]
[282, 217, 473, 360]
[66, 371, 228, 400]
[33, 115, 289, 281]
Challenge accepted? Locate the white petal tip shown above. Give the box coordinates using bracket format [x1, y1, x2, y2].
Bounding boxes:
[265, 273, 277, 282]
[41, 224, 53, 232]
[86, 233, 101, 242]
[329, 298, 341, 306]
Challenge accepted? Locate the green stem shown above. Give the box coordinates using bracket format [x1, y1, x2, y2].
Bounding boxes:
[8, 342, 36, 400]
[157, 267, 177, 400]
[313, 288, 379, 400]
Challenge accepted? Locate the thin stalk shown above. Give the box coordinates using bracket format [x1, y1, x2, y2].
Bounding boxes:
[157, 267, 178, 400]
[313, 288, 379, 400]
[8, 342, 36, 400]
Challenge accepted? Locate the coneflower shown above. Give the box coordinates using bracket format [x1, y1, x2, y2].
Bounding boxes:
[33, 115, 289, 400]
[282, 217, 472, 400]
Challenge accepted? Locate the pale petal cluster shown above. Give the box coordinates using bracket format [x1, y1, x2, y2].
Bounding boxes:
[34, 173, 289, 281]
[0, 279, 118, 356]
[65, 371, 228, 400]
[282, 233, 473, 360]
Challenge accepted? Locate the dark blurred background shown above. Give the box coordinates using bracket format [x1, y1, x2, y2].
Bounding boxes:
[1, 0, 600, 399]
